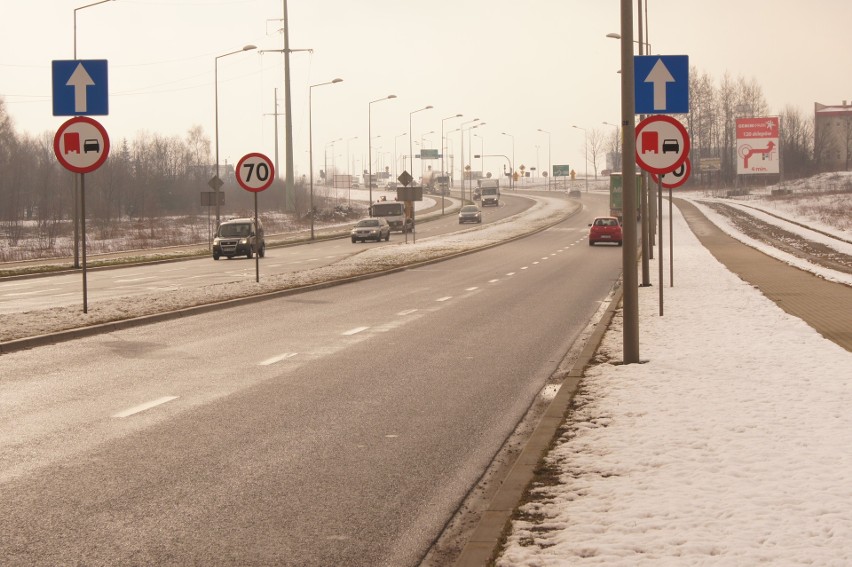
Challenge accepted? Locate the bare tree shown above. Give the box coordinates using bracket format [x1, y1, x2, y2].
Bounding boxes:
[587, 128, 607, 180]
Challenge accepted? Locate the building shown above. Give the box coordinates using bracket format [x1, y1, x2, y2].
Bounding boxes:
[814, 101, 852, 171]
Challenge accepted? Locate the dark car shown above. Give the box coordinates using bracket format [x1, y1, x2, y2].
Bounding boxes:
[458, 205, 482, 224]
[213, 218, 265, 260]
[568, 189, 582, 198]
[588, 216, 623, 246]
[351, 218, 391, 243]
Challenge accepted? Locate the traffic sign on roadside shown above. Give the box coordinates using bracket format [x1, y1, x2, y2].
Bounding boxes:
[236, 153, 275, 192]
[635, 115, 690, 175]
[634, 55, 688, 115]
[651, 158, 691, 188]
[52, 60, 109, 116]
[553, 164, 570, 176]
[53, 116, 110, 173]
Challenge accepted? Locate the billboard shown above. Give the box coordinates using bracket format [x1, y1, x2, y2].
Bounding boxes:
[736, 117, 780, 175]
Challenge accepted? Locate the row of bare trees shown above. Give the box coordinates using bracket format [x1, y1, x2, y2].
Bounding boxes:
[576, 69, 839, 186]
[0, 100, 320, 249]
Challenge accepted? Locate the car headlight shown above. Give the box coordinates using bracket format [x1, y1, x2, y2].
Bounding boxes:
[213, 238, 220, 244]
[240, 238, 248, 244]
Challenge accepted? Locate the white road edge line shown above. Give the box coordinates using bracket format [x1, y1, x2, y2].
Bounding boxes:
[113, 396, 179, 418]
[343, 326, 369, 336]
[259, 352, 299, 366]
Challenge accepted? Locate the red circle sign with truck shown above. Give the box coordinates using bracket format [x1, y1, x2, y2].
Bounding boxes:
[236, 152, 275, 193]
[53, 116, 110, 173]
[635, 115, 690, 175]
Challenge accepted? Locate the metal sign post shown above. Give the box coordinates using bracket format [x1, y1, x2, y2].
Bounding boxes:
[235, 153, 275, 283]
[53, 116, 110, 313]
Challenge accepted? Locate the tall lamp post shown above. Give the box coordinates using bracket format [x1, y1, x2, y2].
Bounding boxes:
[394, 132, 407, 180]
[572, 125, 589, 192]
[309, 78, 343, 240]
[369, 95, 397, 205]
[72, 0, 114, 269]
[420, 130, 435, 184]
[459, 118, 480, 201]
[501, 132, 515, 191]
[441, 114, 462, 214]
[473, 133, 484, 175]
[215, 45, 257, 227]
[409, 105, 433, 184]
[603, 121, 622, 171]
[346, 136, 358, 206]
[538, 128, 551, 190]
[617, 0, 639, 363]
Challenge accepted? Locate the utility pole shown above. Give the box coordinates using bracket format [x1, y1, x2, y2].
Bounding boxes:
[261, 1, 312, 212]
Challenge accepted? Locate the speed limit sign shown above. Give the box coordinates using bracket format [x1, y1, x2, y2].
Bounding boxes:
[236, 152, 275, 192]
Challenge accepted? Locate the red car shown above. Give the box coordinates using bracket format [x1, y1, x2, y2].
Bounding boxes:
[588, 217, 623, 246]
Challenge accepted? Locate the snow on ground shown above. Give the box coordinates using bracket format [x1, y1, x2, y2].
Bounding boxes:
[497, 195, 852, 566]
[681, 195, 852, 287]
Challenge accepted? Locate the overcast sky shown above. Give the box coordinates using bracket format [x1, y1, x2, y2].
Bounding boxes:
[2, 0, 849, 182]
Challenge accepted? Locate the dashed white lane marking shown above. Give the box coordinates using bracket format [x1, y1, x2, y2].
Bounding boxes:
[521, 267, 529, 270]
[466, 287, 479, 291]
[436, 296, 452, 302]
[259, 352, 299, 366]
[5, 288, 61, 297]
[532, 261, 540, 265]
[113, 396, 178, 418]
[114, 276, 157, 283]
[489, 279, 499, 283]
[342, 326, 369, 336]
[397, 309, 419, 316]
[506, 272, 515, 276]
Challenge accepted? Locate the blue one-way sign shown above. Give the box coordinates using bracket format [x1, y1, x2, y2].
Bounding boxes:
[52, 60, 109, 116]
[634, 55, 688, 115]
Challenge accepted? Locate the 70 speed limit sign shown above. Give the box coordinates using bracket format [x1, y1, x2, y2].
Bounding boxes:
[236, 152, 275, 193]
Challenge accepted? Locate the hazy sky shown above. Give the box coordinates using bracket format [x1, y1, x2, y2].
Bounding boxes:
[2, 0, 849, 181]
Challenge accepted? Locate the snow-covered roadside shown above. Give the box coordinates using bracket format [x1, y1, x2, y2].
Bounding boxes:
[497, 196, 852, 566]
[681, 196, 852, 286]
[0, 195, 575, 344]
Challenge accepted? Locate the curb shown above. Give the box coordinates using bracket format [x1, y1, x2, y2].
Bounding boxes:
[453, 279, 624, 567]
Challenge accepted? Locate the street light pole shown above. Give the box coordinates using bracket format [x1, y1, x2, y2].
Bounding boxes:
[538, 128, 551, 190]
[215, 45, 257, 227]
[459, 118, 480, 201]
[619, 0, 640, 363]
[441, 114, 462, 214]
[309, 78, 343, 240]
[394, 132, 407, 181]
[572, 125, 589, 192]
[347, 136, 357, 207]
[72, 0, 114, 270]
[409, 105, 433, 184]
[368, 96, 396, 205]
[501, 132, 515, 191]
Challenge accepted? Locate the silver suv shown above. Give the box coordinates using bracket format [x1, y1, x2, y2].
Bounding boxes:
[213, 218, 265, 260]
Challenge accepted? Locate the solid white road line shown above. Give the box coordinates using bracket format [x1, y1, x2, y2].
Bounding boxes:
[113, 396, 179, 418]
[259, 352, 299, 366]
[342, 326, 369, 336]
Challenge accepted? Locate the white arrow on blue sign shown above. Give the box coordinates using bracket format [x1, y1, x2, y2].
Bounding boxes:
[52, 60, 109, 116]
[634, 55, 688, 115]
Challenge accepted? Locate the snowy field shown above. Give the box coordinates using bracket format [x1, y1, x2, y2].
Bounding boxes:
[497, 183, 852, 565]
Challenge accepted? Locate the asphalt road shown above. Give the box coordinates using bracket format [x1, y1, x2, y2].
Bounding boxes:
[0, 193, 620, 565]
[0, 194, 531, 315]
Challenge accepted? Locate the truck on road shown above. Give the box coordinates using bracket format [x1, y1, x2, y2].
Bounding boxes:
[369, 200, 413, 232]
[479, 179, 500, 206]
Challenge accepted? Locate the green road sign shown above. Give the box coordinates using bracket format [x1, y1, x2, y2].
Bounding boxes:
[553, 164, 570, 176]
